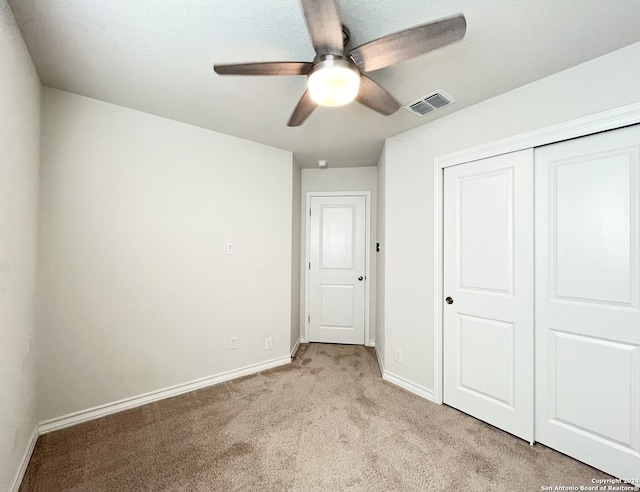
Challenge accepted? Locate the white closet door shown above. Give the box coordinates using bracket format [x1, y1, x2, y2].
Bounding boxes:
[535, 125, 640, 480]
[443, 149, 534, 442]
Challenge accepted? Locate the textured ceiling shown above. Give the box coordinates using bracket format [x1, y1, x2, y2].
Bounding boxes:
[9, 0, 640, 168]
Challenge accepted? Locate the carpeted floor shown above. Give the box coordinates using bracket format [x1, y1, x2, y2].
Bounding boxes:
[20, 343, 610, 491]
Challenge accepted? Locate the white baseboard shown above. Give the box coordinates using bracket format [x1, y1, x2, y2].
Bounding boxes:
[11, 426, 38, 492]
[38, 355, 291, 435]
[290, 338, 301, 358]
[374, 344, 384, 376]
[383, 370, 434, 402]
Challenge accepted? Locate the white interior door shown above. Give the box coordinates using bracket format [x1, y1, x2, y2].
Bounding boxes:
[535, 125, 640, 479]
[308, 195, 366, 345]
[443, 150, 534, 442]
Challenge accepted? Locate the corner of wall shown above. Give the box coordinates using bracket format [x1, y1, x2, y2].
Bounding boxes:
[375, 146, 386, 370]
[0, 4, 41, 490]
[290, 158, 302, 353]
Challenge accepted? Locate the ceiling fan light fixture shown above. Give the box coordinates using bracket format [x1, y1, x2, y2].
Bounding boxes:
[307, 57, 360, 107]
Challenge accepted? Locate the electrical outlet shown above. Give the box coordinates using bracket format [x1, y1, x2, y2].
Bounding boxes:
[230, 336, 238, 350]
[265, 337, 272, 350]
[395, 348, 403, 363]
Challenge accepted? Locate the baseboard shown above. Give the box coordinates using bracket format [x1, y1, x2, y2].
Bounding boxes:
[11, 426, 38, 492]
[38, 355, 291, 435]
[374, 344, 384, 376]
[290, 338, 301, 358]
[383, 370, 434, 402]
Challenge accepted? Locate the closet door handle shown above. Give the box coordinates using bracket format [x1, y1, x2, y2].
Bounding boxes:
[445, 297, 454, 305]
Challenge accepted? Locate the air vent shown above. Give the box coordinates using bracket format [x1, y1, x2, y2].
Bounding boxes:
[409, 100, 435, 116]
[405, 90, 455, 117]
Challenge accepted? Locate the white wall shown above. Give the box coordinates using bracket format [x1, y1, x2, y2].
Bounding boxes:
[300, 167, 377, 344]
[38, 88, 294, 419]
[290, 160, 301, 353]
[383, 41, 640, 392]
[375, 148, 386, 369]
[0, 5, 40, 490]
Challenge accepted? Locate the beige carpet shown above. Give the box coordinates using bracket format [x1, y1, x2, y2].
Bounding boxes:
[20, 343, 609, 491]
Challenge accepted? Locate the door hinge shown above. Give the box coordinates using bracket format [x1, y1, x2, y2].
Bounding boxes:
[308, 315, 310, 323]
[308, 262, 311, 270]
[309, 209, 311, 216]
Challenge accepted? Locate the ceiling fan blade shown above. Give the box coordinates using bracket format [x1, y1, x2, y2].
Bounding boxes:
[214, 62, 313, 76]
[300, 0, 344, 56]
[288, 90, 317, 127]
[349, 14, 466, 72]
[356, 75, 401, 116]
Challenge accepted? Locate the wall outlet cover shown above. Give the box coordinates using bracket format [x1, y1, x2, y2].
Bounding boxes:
[395, 348, 403, 363]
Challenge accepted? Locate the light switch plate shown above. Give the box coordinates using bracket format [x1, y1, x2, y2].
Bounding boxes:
[227, 242, 235, 255]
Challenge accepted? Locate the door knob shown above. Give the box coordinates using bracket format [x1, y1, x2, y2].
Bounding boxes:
[358, 276, 364, 281]
[445, 297, 454, 304]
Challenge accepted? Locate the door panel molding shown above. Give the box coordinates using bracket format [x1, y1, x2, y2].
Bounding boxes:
[456, 166, 515, 296]
[457, 313, 515, 409]
[304, 191, 371, 345]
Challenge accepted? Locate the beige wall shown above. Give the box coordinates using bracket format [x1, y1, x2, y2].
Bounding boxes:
[38, 88, 294, 419]
[0, 5, 40, 490]
[300, 167, 377, 345]
[383, 41, 640, 391]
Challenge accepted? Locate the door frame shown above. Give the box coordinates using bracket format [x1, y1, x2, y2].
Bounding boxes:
[432, 101, 640, 405]
[304, 191, 372, 346]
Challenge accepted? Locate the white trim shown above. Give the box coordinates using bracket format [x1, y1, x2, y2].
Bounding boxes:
[437, 102, 640, 168]
[38, 355, 291, 434]
[11, 426, 38, 492]
[383, 370, 434, 402]
[432, 101, 640, 406]
[290, 338, 301, 358]
[374, 344, 385, 376]
[304, 191, 372, 346]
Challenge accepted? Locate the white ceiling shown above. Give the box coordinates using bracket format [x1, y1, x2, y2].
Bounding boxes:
[9, 0, 640, 168]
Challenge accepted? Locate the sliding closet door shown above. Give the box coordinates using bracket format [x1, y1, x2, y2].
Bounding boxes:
[535, 125, 640, 480]
[443, 150, 534, 443]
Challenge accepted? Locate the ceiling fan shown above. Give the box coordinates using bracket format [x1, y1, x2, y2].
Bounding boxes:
[213, 0, 466, 127]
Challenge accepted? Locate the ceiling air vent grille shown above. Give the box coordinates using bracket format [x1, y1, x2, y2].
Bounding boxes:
[405, 90, 455, 117]
[409, 100, 435, 116]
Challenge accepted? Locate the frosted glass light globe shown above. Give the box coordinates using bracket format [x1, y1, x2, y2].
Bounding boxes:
[307, 59, 360, 107]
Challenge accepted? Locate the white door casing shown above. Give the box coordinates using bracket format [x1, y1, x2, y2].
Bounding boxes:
[443, 150, 534, 443]
[535, 125, 640, 480]
[306, 193, 368, 345]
